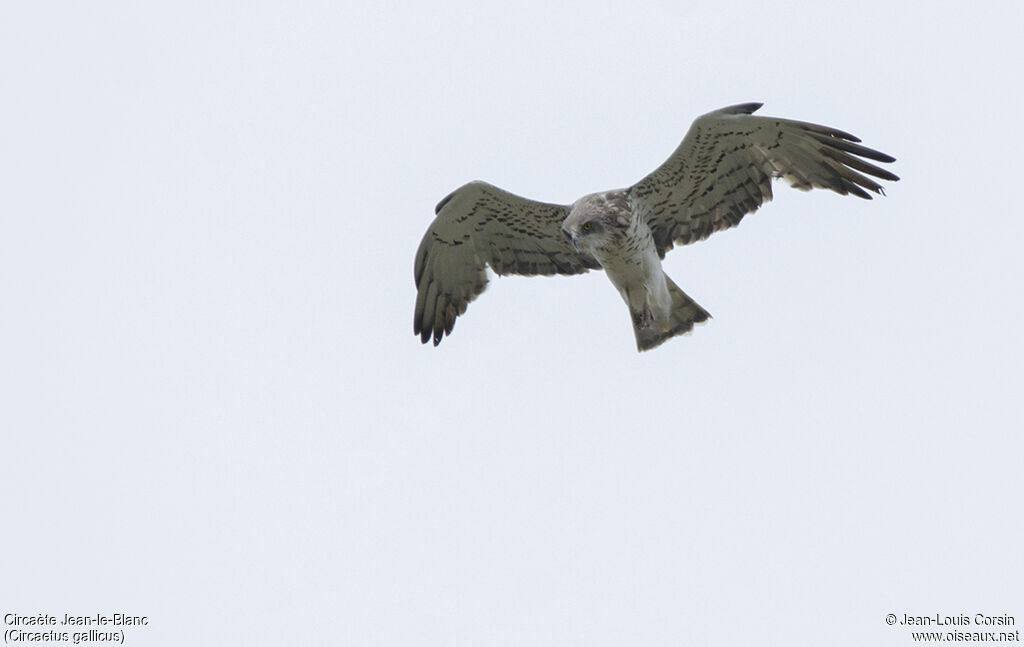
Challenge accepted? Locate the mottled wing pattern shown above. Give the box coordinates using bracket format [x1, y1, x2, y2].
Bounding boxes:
[414, 181, 599, 345]
[630, 103, 900, 256]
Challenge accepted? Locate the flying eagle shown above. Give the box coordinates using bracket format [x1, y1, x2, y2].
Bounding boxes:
[413, 103, 898, 351]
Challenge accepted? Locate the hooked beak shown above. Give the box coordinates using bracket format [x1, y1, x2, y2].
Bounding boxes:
[562, 228, 579, 251]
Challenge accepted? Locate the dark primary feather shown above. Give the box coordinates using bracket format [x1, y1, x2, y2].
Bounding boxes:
[413, 181, 598, 346]
[629, 103, 900, 257]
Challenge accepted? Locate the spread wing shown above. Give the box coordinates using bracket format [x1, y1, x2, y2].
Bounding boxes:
[629, 102, 900, 256]
[413, 181, 599, 345]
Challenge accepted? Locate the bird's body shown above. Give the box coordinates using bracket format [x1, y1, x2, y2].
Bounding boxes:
[413, 103, 898, 351]
[565, 190, 693, 348]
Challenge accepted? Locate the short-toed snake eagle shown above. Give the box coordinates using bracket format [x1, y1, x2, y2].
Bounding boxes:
[414, 103, 898, 351]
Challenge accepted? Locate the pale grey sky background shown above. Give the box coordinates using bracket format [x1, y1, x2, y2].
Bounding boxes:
[3, 2, 1022, 645]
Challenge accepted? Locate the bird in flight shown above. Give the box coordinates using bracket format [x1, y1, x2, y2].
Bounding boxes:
[414, 102, 898, 351]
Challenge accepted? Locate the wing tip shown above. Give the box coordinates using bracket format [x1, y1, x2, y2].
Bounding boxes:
[720, 102, 764, 115]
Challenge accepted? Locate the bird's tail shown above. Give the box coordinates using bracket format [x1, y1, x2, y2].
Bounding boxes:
[633, 274, 711, 352]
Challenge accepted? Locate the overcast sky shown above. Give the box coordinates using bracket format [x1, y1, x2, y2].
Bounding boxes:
[3, 2, 1022, 645]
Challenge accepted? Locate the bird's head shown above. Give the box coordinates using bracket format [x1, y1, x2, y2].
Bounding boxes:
[561, 190, 631, 254]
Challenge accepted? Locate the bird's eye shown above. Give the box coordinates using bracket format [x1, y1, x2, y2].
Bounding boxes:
[582, 222, 592, 232]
